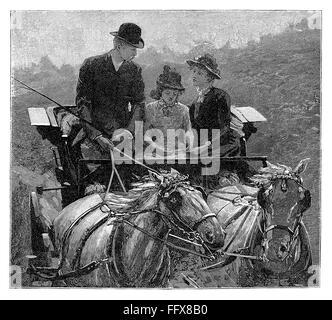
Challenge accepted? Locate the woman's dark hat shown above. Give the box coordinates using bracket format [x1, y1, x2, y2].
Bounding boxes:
[186, 53, 221, 79]
[150, 66, 185, 99]
[156, 65, 185, 91]
[110, 23, 144, 49]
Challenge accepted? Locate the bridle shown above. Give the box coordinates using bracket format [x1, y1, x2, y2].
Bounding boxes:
[257, 172, 311, 263]
[118, 180, 218, 260]
[159, 181, 215, 228]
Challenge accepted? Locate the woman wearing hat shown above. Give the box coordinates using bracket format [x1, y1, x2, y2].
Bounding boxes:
[186, 53, 239, 156]
[144, 65, 192, 155]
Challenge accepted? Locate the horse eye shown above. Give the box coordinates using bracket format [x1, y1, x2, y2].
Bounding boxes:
[166, 193, 182, 207]
[169, 196, 179, 204]
[266, 188, 273, 196]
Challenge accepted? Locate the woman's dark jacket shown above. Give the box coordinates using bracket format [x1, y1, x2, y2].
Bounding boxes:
[189, 86, 233, 146]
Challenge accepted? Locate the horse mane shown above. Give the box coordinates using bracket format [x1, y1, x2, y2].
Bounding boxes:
[104, 169, 190, 214]
[103, 168, 192, 215]
[250, 162, 293, 187]
[103, 180, 159, 213]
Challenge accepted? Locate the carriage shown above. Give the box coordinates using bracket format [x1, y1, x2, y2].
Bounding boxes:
[26, 103, 313, 287]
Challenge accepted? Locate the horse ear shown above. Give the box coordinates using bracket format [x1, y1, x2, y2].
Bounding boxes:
[170, 168, 180, 177]
[276, 163, 292, 172]
[260, 161, 278, 173]
[294, 158, 310, 175]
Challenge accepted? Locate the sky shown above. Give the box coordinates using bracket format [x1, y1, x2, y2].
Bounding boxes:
[10, 10, 317, 68]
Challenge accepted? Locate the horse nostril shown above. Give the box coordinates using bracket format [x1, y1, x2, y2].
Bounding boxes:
[205, 231, 214, 243]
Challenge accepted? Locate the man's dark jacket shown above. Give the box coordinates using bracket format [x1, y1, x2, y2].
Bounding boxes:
[189, 86, 232, 145]
[76, 52, 145, 140]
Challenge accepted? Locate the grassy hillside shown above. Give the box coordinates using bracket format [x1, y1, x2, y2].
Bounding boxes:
[223, 29, 321, 264]
[11, 26, 321, 285]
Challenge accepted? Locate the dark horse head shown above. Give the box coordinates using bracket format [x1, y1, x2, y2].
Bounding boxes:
[251, 159, 311, 266]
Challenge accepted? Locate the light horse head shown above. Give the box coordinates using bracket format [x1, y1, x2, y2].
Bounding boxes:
[251, 159, 311, 268]
[129, 169, 226, 251]
[107, 169, 226, 286]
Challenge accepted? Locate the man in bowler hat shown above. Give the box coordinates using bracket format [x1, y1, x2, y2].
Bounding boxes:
[76, 22, 145, 149]
[74, 23, 146, 193]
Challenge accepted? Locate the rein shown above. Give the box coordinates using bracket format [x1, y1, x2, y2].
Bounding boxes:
[121, 218, 214, 260]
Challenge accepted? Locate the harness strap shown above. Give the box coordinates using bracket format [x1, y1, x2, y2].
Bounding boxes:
[224, 206, 252, 252]
[58, 201, 105, 270]
[265, 224, 295, 236]
[71, 213, 111, 269]
[222, 205, 249, 230]
[206, 188, 256, 198]
[209, 193, 238, 202]
[122, 219, 214, 260]
[200, 251, 262, 271]
[29, 258, 110, 281]
[192, 213, 217, 230]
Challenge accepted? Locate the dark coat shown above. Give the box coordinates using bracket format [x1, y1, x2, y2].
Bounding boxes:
[76, 52, 145, 140]
[189, 86, 232, 145]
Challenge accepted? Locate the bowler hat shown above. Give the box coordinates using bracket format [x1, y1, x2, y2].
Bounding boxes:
[186, 53, 221, 79]
[110, 23, 144, 49]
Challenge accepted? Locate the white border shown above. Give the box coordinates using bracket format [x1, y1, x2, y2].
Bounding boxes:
[2, 0, 331, 300]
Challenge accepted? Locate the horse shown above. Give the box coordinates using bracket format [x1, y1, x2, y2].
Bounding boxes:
[201, 158, 312, 286]
[241, 158, 312, 284]
[45, 169, 225, 287]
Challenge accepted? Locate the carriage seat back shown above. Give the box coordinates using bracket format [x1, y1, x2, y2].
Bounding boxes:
[28, 105, 61, 127]
[230, 106, 267, 137]
[230, 106, 267, 156]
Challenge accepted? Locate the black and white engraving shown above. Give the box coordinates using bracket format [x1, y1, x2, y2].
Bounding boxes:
[10, 10, 321, 288]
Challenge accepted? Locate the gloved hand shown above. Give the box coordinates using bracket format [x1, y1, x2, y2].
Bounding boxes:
[228, 131, 237, 144]
[220, 131, 237, 146]
[60, 113, 80, 137]
[94, 135, 114, 153]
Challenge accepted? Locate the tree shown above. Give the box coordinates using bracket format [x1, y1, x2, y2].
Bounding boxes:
[39, 56, 58, 73]
[295, 18, 309, 31]
[187, 40, 217, 59]
[59, 64, 75, 79]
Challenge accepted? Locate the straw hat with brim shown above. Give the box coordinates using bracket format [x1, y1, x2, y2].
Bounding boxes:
[110, 23, 144, 49]
[186, 53, 221, 79]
